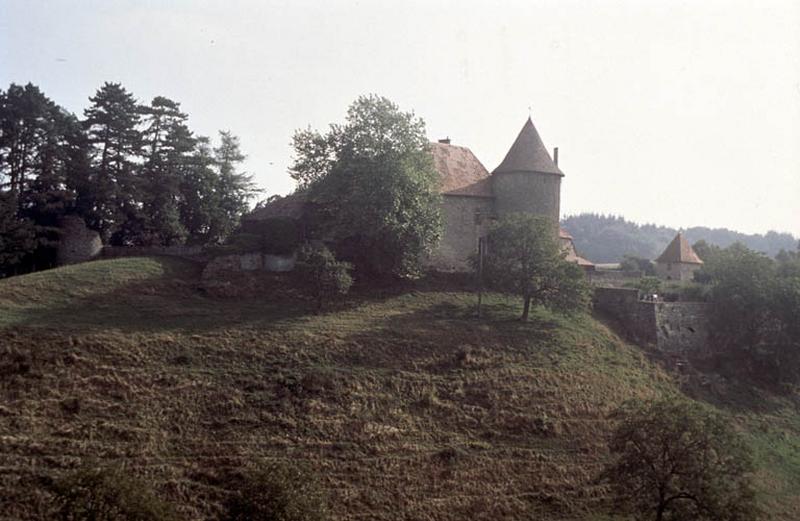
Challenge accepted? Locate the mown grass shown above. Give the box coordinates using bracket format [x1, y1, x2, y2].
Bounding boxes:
[0, 257, 798, 520]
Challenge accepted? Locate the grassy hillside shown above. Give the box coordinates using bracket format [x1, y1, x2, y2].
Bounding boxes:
[1, 258, 799, 520]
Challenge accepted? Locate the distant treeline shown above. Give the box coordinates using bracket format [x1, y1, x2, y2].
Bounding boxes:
[0, 82, 257, 276]
[562, 213, 798, 263]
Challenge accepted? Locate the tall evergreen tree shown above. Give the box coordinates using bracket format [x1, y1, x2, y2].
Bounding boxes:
[83, 82, 142, 243]
[210, 131, 255, 243]
[139, 96, 193, 245]
[0, 83, 84, 271]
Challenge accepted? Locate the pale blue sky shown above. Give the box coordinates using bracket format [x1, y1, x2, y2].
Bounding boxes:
[2, 0, 798, 236]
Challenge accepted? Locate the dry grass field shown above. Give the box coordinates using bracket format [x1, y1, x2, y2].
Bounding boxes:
[1, 257, 798, 519]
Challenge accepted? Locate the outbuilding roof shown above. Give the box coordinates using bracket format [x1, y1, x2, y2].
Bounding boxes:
[429, 141, 493, 197]
[655, 232, 704, 264]
[492, 117, 563, 176]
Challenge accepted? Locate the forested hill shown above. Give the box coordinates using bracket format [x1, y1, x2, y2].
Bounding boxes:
[561, 213, 798, 263]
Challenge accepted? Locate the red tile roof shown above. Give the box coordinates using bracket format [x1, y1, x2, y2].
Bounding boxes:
[655, 232, 704, 264]
[429, 142, 493, 197]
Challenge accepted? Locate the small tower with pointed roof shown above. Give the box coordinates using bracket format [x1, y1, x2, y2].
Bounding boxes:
[491, 117, 563, 231]
[654, 232, 704, 281]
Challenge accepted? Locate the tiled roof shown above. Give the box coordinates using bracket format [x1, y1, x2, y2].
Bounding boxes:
[560, 231, 594, 268]
[492, 117, 563, 176]
[430, 142, 494, 198]
[655, 232, 704, 264]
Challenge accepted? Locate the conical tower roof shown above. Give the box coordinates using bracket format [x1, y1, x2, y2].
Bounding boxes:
[492, 117, 563, 176]
[655, 232, 704, 264]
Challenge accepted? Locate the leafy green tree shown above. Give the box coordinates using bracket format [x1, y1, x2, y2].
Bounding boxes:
[481, 213, 591, 320]
[603, 399, 758, 521]
[83, 82, 143, 242]
[291, 95, 442, 278]
[620, 255, 655, 275]
[222, 463, 328, 521]
[704, 244, 776, 356]
[636, 276, 662, 297]
[295, 244, 353, 311]
[699, 242, 800, 382]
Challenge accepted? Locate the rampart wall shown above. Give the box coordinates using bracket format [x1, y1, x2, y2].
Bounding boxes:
[594, 287, 710, 354]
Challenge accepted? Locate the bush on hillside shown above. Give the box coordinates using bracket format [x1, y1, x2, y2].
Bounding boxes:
[221, 462, 328, 521]
[602, 399, 758, 521]
[294, 244, 353, 311]
[51, 466, 177, 521]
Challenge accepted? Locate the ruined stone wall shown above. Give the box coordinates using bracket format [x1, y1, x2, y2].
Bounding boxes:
[654, 302, 710, 354]
[594, 287, 658, 346]
[426, 195, 493, 272]
[594, 287, 711, 354]
[201, 252, 296, 280]
[491, 172, 561, 224]
[102, 245, 205, 260]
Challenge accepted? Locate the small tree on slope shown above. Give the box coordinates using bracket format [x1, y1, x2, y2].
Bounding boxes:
[481, 213, 590, 320]
[602, 399, 758, 521]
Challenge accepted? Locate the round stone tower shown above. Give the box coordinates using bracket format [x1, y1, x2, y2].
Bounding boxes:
[491, 117, 563, 227]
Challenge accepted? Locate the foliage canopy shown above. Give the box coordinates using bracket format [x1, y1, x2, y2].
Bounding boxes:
[481, 213, 590, 320]
[290, 95, 442, 278]
[603, 399, 758, 521]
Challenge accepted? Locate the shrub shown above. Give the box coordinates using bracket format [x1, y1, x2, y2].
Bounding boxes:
[635, 276, 661, 297]
[222, 463, 328, 521]
[602, 399, 758, 521]
[294, 244, 353, 311]
[51, 466, 177, 521]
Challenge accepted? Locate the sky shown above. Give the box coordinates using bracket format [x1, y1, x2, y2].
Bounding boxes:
[2, 0, 799, 236]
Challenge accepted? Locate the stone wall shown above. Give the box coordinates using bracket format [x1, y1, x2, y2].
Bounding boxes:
[426, 195, 493, 272]
[655, 261, 700, 282]
[202, 252, 296, 280]
[57, 216, 103, 265]
[102, 244, 205, 260]
[594, 287, 711, 354]
[594, 287, 658, 346]
[491, 171, 561, 223]
[654, 302, 710, 354]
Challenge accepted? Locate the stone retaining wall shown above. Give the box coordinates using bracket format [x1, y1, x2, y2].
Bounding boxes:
[594, 287, 710, 354]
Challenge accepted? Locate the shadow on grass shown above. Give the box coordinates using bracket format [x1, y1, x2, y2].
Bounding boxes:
[1, 277, 314, 333]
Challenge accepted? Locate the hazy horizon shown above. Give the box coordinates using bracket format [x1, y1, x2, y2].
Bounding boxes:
[2, 0, 798, 237]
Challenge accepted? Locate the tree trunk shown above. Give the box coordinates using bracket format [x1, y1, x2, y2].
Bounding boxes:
[521, 295, 531, 321]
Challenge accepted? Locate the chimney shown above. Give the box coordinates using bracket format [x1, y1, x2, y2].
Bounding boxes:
[438, 137, 451, 145]
[553, 147, 559, 166]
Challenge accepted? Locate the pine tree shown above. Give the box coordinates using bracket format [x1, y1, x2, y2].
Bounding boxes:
[83, 82, 142, 243]
[139, 96, 193, 245]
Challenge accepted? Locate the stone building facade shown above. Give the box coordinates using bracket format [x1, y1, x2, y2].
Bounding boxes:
[654, 232, 703, 281]
[248, 117, 592, 273]
[427, 118, 591, 272]
[594, 287, 710, 355]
